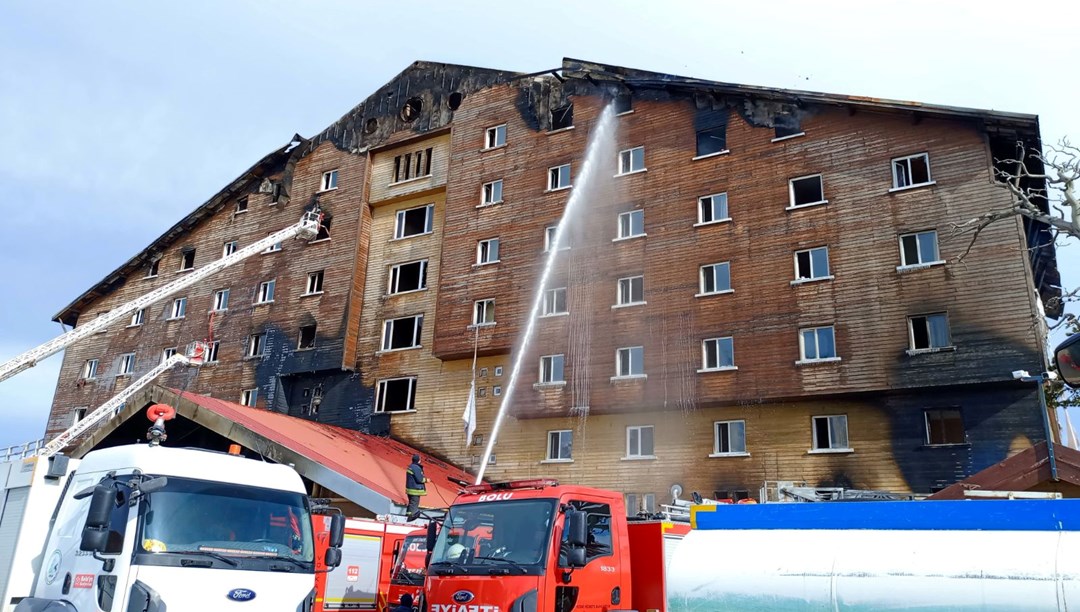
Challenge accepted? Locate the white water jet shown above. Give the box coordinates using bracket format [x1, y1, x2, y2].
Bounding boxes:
[476, 104, 618, 484]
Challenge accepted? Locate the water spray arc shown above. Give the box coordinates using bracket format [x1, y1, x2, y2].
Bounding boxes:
[475, 105, 618, 484]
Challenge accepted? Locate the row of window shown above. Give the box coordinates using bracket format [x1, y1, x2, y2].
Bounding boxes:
[542, 409, 966, 463]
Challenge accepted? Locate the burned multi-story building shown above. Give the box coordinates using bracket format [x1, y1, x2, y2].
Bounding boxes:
[46, 59, 1060, 507]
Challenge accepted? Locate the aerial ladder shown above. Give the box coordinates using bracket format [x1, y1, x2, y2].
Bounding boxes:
[0, 209, 322, 384]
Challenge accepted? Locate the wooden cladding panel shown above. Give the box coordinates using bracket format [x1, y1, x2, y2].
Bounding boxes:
[368, 133, 451, 204]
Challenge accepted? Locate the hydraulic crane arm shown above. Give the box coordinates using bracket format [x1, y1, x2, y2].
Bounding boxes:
[0, 210, 321, 385]
[39, 343, 207, 457]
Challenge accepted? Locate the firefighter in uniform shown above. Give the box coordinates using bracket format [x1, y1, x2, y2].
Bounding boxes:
[405, 454, 428, 520]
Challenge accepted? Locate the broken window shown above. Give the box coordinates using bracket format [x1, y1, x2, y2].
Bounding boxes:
[699, 263, 731, 294]
[305, 270, 325, 295]
[474, 299, 495, 326]
[789, 174, 825, 208]
[702, 337, 735, 370]
[476, 238, 500, 264]
[82, 359, 99, 380]
[206, 341, 220, 363]
[241, 388, 258, 407]
[539, 354, 565, 384]
[320, 170, 338, 191]
[388, 260, 427, 294]
[542, 287, 567, 316]
[168, 298, 187, 320]
[313, 215, 332, 241]
[247, 333, 267, 358]
[773, 117, 803, 140]
[235, 197, 248, 214]
[481, 179, 503, 205]
[298, 324, 317, 350]
[118, 353, 136, 376]
[812, 415, 849, 450]
[394, 204, 434, 239]
[899, 231, 940, 267]
[714, 420, 746, 454]
[146, 260, 160, 278]
[400, 97, 422, 122]
[626, 425, 654, 457]
[392, 148, 434, 183]
[695, 110, 728, 156]
[909, 313, 951, 351]
[925, 408, 965, 445]
[617, 210, 644, 239]
[551, 103, 574, 130]
[794, 247, 830, 281]
[161, 347, 177, 365]
[799, 326, 837, 362]
[130, 308, 145, 327]
[485, 125, 506, 149]
[617, 276, 644, 306]
[893, 153, 932, 189]
[256, 280, 275, 304]
[376, 377, 417, 413]
[548, 164, 571, 190]
[179, 249, 196, 271]
[614, 93, 632, 114]
[222, 240, 238, 258]
[616, 346, 645, 378]
[73, 407, 88, 425]
[382, 315, 423, 351]
[618, 147, 645, 175]
[698, 193, 729, 224]
[212, 289, 229, 311]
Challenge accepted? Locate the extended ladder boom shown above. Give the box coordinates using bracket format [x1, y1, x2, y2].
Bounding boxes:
[0, 210, 321, 384]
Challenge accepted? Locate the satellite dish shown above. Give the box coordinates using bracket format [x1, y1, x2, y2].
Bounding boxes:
[670, 483, 684, 501]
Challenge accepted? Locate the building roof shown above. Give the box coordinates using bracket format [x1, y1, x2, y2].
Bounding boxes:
[72, 386, 475, 515]
[927, 441, 1080, 500]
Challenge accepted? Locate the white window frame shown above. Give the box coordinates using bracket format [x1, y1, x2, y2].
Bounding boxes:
[72, 407, 88, 425]
[616, 209, 645, 240]
[476, 238, 500, 265]
[793, 247, 832, 284]
[247, 333, 266, 358]
[891, 153, 933, 191]
[375, 377, 418, 413]
[241, 388, 259, 407]
[617, 146, 646, 175]
[129, 308, 145, 327]
[907, 313, 953, 354]
[544, 225, 570, 252]
[798, 326, 839, 364]
[212, 289, 229, 312]
[484, 124, 506, 150]
[548, 164, 572, 191]
[481, 179, 504, 206]
[205, 340, 220, 363]
[118, 353, 136, 376]
[179, 250, 195, 271]
[161, 347, 177, 365]
[810, 414, 851, 453]
[698, 262, 732, 296]
[616, 275, 645, 307]
[382, 315, 424, 351]
[145, 260, 160, 279]
[539, 354, 565, 385]
[256, 280, 276, 304]
[234, 198, 248, 215]
[545, 430, 573, 462]
[700, 337, 736, 372]
[614, 346, 646, 379]
[897, 230, 943, 271]
[388, 260, 427, 295]
[394, 204, 435, 240]
[82, 359, 99, 380]
[168, 298, 187, 320]
[696, 193, 730, 225]
[473, 299, 496, 326]
[305, 270, 325, 296]
[222, 240, 238, 258]
[712, 420, 748, 457]
[320, 169, 339, 192]
[542, 287, 568, 316]
[625, 425, 655, 459]
[787, 174, 827, 209]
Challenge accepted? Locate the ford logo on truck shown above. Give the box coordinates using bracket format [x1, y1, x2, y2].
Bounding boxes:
[226, 589, 256, 602]
[452, 590, 475, 603]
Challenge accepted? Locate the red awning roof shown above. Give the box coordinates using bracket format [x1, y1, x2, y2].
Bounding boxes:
[172, 390, 472, 510]
[928, 441, 1080, 500]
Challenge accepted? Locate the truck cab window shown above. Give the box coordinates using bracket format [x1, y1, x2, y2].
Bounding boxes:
[559, 501, 612, 566]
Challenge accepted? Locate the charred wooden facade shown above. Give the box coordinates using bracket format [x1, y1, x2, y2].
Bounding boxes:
[47, 59, 1060, 505]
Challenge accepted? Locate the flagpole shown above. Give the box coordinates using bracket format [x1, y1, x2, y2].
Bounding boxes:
[464, 324, 480, 451]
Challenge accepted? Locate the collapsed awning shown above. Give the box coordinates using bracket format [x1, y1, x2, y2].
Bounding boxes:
[72, 385, 474, 515]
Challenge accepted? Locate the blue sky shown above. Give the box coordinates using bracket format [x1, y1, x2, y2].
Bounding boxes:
[2, 1, 1079, 449]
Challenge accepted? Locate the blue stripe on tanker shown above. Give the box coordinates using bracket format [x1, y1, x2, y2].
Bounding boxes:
[691, 499, 1080, 531]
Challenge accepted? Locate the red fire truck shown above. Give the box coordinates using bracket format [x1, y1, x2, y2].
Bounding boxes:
[314, 516, 423, 611]
[386, 529, 429, 609]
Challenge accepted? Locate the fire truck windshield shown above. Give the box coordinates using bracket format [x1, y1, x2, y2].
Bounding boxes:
[135, 476, 314, 570]
[391, 535, 428, 586]
[429, 499, 556, 572]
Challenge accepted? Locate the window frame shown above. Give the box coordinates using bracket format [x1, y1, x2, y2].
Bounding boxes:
[712, 420, 748, 457]
[481, 179, 504, 206]
[700, 337, 736, 372]
[810, 414, 851, 452]
[616, 209, 645, 240]
[305, 270, 325, 296]
[787, 174, 827, 210]
[222, 240, 238, 258]
[616, 275, 645, 307]
[548, 164, 572, 191]
[161, 347, 177, 365]
[891, 153, 933, 191]
[473, 299, 496, 327]
[297, 324, 317, 351]
[924, 408, 966, 446]
[484, 124, 507, 150]
[179, 250, 196, 272]
[388, 260, 427, 295]
[793, 246, 832, 283]
[695, 126, 728, 158]
[907, 312, 952, 353]
[118, 353, 136, 376]
[205, 340, 220, 363]
[256, 280, 276, 304]
[617, 146, 645, 175]
[625, 425, 655, 459]
[545, 430, 574, 462]
[394, 203, 435, 240]
[145, 260, 160, 279]
[234, 198, 248, 215]
[539, 354, 565, 385]
[476, 238, 501, 265]
[241, 388, 259, 407]
[614, 346, 646, 379]
[382, 314, 424, 351]
[698, 262, 732, 296]
[798, 326, 839, 364]
[696, 193, 730, 225]
[167, 298, 187, 320]
[211, 289, 229, 312]
[247, 333, 267, 358]
[320, 169, 339, 192]
[129, 308, 145, 327]
[542, 287, 568, 317]
[82, 359, 99, 380]
[375, 377, 418, 413]
[897, 230, 943, 270]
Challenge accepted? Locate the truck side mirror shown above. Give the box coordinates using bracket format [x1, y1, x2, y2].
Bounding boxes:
[328, 514, 345, 549]
[567, 511, 587, 547]
[139, 476, 168, 495]
[324, 546, 342, 569]
[85, 485, 115, 530]
[1055, 333, 1080, 387]
[425, 522, 438, 552]
[566, 547, 587, 569]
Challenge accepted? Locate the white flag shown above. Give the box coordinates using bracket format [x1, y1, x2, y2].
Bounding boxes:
[462, 380, 477, 446]
[1066, 408, 1080, 450]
